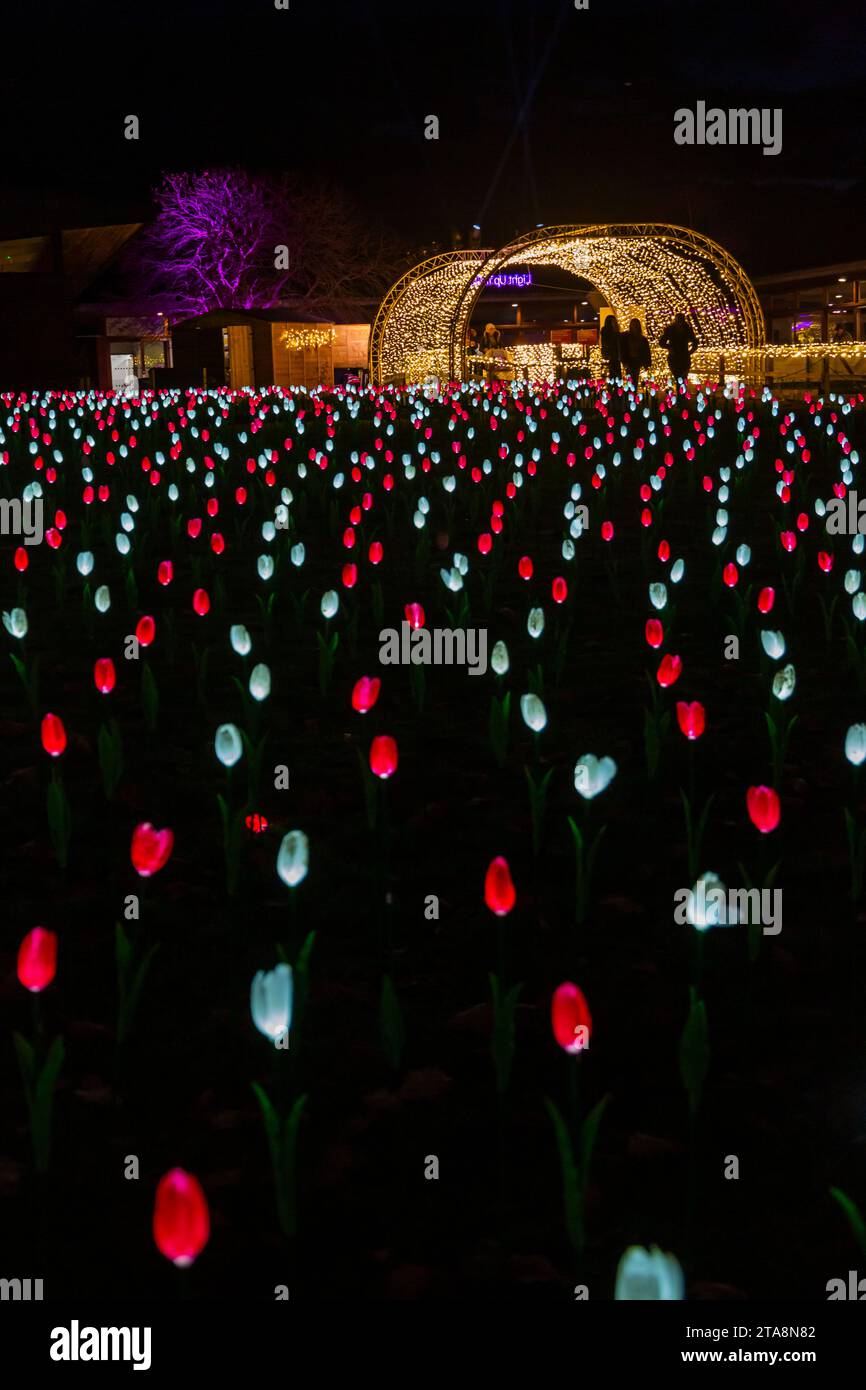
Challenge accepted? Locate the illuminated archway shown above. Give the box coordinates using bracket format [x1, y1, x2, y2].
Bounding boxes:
[369, 223, 764, 384]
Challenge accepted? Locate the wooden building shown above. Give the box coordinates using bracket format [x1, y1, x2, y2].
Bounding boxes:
[168, 309, 370, 390]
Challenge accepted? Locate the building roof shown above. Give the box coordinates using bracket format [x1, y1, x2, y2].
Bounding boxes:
[0, 224, 142, 296]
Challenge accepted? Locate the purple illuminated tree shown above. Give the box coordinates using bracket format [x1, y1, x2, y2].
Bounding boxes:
[129, 167, 398, 318]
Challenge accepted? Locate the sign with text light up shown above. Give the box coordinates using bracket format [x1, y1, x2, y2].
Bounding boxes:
[470, 271, 534, 290]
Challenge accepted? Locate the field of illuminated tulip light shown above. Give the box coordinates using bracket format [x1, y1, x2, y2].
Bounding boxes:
[3, 377, 866, 1300]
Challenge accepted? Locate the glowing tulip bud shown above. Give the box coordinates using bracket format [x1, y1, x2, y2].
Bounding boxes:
[215, 722, 243, 768]
[153, 1169, 210, 1268]
[520, 692, 547, 732]
[601, 520, 614, 541]
[722, 562, 738, 588]
[527, 606, 545, 638]
[854, 594, 866, 622]
[95, 585, 111, 613]
[656, 653, 683, 688]
[484, 856, 516, 915]
[845, 723, 866, 766]
[230, 624, 252, 656]
[370, 734, 398, 778]
[13, 546, 27, 572]
[772, 664, 796, 701]
[131, 822, 174, 876]
[321, 590, 339, 619]
[845, 569, 861, 595]
[158, 559, 174, 586]
[552, 576, 568, 603]
[676, 701, 705, 740]
[404, 602, 425, 629]
[760, 629, 786, 659]
[685, 872, 729, 929]
[94, 657, 116, 694]
[136, 615, 155, 647]
[17, 927, 58, 993]
[551, 981, 592, 1054]
[649, 582, 667, 611]
[250, 962, 293, 1043]
[352, 676, 381, 713]
[277, 829, 309, 888]
[491, 640, 509, 675]
[76, 550, 95, 576]
[41, 712, 66, 757]
[290, 543, 305, 567]
[257, 554, 274, 581]
[757, 586, 775, 614]
[518, 555, 533, 580]
[615, 1246, 684, 1301]
[746, 785, 781, 833]
[670, 558, 685, 584]
[245, 812, 269, 833]
[574, 753, 617, 799]
[249, 663, 271, 701]
[736, 544, 751, 566]
[645, 618, 663, 648]
[193, 588, 210, 616]
[2, 607, 27, 639]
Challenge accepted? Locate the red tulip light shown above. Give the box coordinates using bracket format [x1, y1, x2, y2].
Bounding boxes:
[136, 615, 155, 647]
[676, 700, 705, 740]
[17, 927, 58, 993]
[157, 559, 174, 586]
[352, 676, 381, 714]
[153, 1168, 210, 1268]
[369, 734, 398, 778]
[245, 812, 269, 834]
[518, 555, 533, 580]
[130, 822, 175, 877]
[656, 654, 683, 688]
[484, 856, 516, 916]
[41, 713, 67, 757]
[645, 618, 664, 648]
[746, 785, 781, 834]
[193, 589, 210, 616]
[552, 576, 568, 603]
[94, 658, 116, 694]
[758, 586, 775, 614]
[551, 981, 592, 1055]
[404, 602, 425, 629]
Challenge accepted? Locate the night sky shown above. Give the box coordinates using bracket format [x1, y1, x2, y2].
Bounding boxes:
[2, 0, 864, 275]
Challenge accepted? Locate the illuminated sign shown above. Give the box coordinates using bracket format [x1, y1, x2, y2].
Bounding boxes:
[471, 271, 533, 290]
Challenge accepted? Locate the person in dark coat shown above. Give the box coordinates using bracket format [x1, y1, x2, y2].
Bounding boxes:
[620, 318, 652, 385]
[659, 312, 698, 381]
[600, 313, 621, 377]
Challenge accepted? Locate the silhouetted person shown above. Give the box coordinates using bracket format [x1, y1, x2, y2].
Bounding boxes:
[621, 318, 651, 385]
[480, 322, 501, 352]
[660, 312, 698, 380]
[600, 314, 621, 377]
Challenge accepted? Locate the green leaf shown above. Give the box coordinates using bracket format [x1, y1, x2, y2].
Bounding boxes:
[678, 987, 710, 1117]
[251, 1081, 280, 1148]
[379, 974, 405, 1072]
[13, 1031, 36, 1094]
[578, 1093, 609, 1192]
[830, 1187, 866, 1262]
[46, 777, 71, 870]
[489, 972, 522, 1096]
[544, 1096, 584, 1254]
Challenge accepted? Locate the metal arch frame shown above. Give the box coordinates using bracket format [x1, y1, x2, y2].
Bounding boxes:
[447, 223, 765, 381]
[368, 249, 492, 384]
